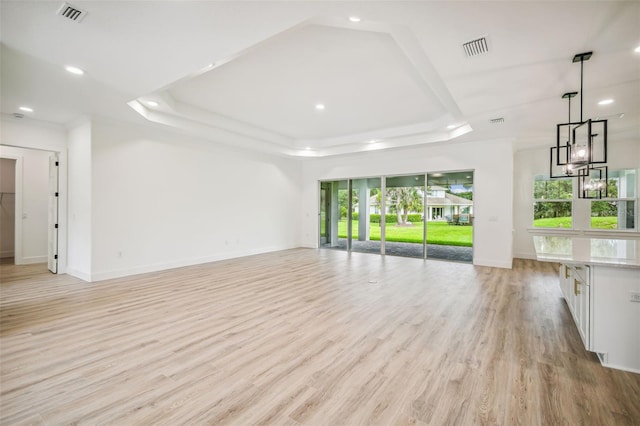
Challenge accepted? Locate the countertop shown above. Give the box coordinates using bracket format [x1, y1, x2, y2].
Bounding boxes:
[533, 235, 640, 268]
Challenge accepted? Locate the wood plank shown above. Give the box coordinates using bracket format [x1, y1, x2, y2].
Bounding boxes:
[1, 250, 638, 425]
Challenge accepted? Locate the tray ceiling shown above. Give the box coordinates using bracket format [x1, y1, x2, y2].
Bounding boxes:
[129, 17, 470, 157]
[2, 1, 638, 157]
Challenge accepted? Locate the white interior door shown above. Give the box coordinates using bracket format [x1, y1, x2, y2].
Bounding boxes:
[48, 154, 59, 273]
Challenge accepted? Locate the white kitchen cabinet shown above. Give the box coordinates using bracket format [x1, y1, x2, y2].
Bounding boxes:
[558, 262, 639, 373]
[590, 265, 640, 372]
[536, 236, 640, 373]
[559, 264, 591, 350]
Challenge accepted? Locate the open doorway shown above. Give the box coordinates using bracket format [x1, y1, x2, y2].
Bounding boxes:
[0, 159, 17, 261]
[0, 147, 59, 272]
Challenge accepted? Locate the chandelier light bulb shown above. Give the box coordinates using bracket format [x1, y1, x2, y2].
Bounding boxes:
[584, 178, 593, 190]
[563, 163, 574, 175]
[583, 177, 604, 192]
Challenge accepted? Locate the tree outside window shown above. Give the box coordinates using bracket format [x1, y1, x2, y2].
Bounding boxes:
[533, 178, 573, 228]
[591, 169, 636, 230]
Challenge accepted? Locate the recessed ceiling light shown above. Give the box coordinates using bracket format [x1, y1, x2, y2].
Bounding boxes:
[19, 106, 34, 112]
[146, 101, 159, 107]
[447, 124, 456, 129]
[315, 104, 325, 110]
[305, 146, 311, 150]
[349, 16, 361, 22]
[598, 99, 614, 105]
[65, 65, 84, 75]
[368, 139, 378, 144]
[635, 46, 640, 53]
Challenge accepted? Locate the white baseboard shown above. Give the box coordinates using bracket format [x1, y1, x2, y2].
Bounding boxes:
[90, 245, 299, 282]
[600, 361, 640, 375]
[16, 255, 47, 265]
[472, 258, 513, 269]
[513, 252, 537, 260]
[66, 267, 92, 282]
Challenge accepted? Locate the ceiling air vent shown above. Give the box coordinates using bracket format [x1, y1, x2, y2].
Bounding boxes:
[57, 3, 88, 23]
[489, 117, 505, 124]
[463, 37, 489, 57]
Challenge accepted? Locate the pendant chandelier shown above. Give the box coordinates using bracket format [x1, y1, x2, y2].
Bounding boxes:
[549, 52, 608, 199]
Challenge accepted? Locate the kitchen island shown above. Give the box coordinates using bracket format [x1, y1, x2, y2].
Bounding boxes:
[533, 235, 640, 373]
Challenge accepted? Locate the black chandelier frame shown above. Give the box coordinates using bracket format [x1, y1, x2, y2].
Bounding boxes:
[548, 51, 609, 199]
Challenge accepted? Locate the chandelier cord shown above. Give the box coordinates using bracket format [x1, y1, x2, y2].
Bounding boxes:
[580, 58, 584, 123]
[568, 96, 571, 146]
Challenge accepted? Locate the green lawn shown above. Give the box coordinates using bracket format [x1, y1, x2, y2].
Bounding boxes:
[533, 217, 573, 228]
[533, 216, 618, 229]
[590, 217, 619, 229]
[338, 220, 472, 247]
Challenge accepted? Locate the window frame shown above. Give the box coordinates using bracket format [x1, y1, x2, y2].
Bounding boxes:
[532, 176, 574, 229]
[589, 169, 637, 231]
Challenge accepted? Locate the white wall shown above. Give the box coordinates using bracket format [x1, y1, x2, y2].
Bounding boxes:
[0, 115, 67, 151]
[89, 117, 302, 281]
[67, 120, 92, 280]
[0, 115, 69, 270]
[0, 158, 16, 257]
[513, 138, 640, 259]
[300, 139, 514, 268]
[0, 146, 51, 263]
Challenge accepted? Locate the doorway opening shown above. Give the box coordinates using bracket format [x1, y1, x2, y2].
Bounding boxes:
[0, 148, 59, 273]
[0, 159, 17, 261]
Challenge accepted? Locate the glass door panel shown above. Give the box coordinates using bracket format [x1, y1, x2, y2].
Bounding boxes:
[319, 182, 329, 246]
[350, 177, 382, 255]
[426, 171, 473, 263]
[384, 175, 425, 259]
[319, 180, 349, 250]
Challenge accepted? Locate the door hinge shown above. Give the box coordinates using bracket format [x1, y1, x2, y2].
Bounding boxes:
[54, 224, 58, 229]
[55, 192, 59, 197]
[55, 161, 59, 166]
[54, 254, 58, 260]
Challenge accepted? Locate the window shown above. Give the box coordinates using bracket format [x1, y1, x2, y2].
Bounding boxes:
[533, 177, 573, 228]
[591, 169, 636, 230]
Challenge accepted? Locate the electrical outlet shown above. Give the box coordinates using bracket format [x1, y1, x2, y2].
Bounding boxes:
[630, 292, 640, 303]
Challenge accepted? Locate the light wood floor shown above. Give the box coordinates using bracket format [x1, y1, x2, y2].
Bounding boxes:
[1, 249, 639, 425]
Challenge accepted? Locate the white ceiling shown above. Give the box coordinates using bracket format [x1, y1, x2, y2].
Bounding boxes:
[1, 1, 639, 157]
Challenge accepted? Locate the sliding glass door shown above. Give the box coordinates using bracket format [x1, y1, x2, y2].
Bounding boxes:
[319, 180, 349, 249]
[384, 175, 426, 259]
[426, 172, 474, 262]
[350, 177, 382, 255]
[319, 171, 473, 263]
